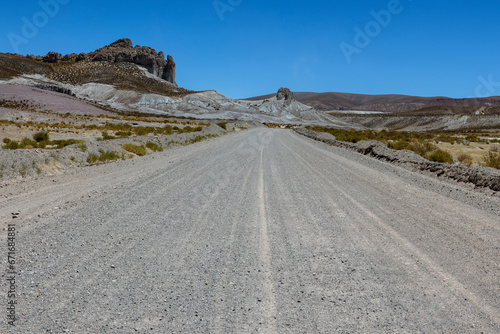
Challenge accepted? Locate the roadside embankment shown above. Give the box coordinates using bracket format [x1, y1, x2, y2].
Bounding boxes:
[294, 127, 500, 193]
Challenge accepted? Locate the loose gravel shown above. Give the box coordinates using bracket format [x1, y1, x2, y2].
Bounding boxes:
[0, 128, 498, 333]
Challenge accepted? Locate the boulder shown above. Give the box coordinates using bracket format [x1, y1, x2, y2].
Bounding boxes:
[42, 52, 60, 63]
[61, 53, 78, 62]
[109, 38, 133, 49]
[76, 53, 88, 62]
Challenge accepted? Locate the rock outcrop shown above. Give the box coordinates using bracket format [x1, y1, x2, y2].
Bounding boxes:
[277, 87, 294, 101]
[34, 84, 75, 96]
[26, 38, 177, 86]
[42, 51, 59, 63]
[109, 38, 133, 49]
[163, 55, 176, 85]
[276, 87, 294, 106]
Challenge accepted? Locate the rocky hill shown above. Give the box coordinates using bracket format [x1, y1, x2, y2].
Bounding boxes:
[26, 38, 177, 86]
[0, 53, 53, 80]
[0, 48, 355, 126]
[0, 39, 191, 97]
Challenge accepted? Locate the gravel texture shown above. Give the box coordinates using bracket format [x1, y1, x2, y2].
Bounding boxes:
[0, 128, 499, 333]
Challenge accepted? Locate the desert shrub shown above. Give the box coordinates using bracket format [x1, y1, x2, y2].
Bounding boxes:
[389, 139, 437, 158]
[429, 149, 454, 163]
[178, 126, 192, 133]
[133, 127, 154, 136]
[50, 139, 85, 149]
[186, 134, 218, 144]
[457, 153, 473, 167]
[87, 150, 119, 163]
[146, 142, 163, 152]
[388, 140, 412, 151]
[87, 153, 98, 163]
[2, 140, 19, 150]
[115, 131, 131, 138]
[188, 135, 205, 143]
[102, 122, 133, 132]
[465, 134, 488, 143]
[101, 131, 115, 140]
[307, 126, 441, 144]
[122, 144, 146, 156]
[97, 149, 120, 162]
[217, 122, 228, 130]
[33, 131, 49, 143]
[19, 164, 28, 177]
[334, 129, 366, 143]
[435, 134, 456, 144]
[76, 142, 87, 152]
[2, 138, 10, 144]
[410, 141, 438, 158]
[482, 151, 500, 169]
[19, 137, 37, 149]
[178, 126, 203, 134]
[162, 125, 174, 135]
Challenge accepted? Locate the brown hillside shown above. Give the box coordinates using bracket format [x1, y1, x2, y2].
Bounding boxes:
[246, 91, 500, 114]
[0, 53, 193, 97]
[0, 53, 53, 79]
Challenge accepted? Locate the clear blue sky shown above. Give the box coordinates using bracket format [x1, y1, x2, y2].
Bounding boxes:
[1, 0, 499, 99]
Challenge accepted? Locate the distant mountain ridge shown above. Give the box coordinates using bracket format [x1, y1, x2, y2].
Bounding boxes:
[246, 91, 500, 114]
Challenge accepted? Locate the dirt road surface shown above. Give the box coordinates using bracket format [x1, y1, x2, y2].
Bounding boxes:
[1, 128, 499, 333]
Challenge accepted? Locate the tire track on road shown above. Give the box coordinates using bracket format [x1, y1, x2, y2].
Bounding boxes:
[257, 131, 278, 333]
[280, 131, 500, 326]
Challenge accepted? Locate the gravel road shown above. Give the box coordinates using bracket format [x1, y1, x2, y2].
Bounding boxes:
[1, 128, 499, 333]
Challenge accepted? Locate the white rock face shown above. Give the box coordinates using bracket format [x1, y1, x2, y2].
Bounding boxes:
[2, 72, 360, 128]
